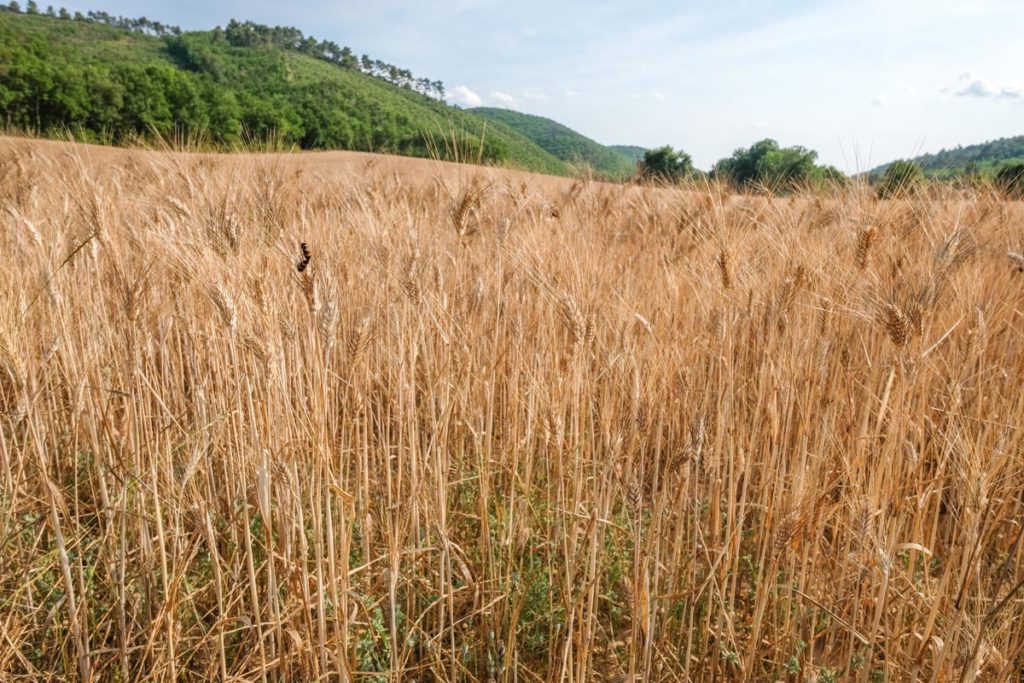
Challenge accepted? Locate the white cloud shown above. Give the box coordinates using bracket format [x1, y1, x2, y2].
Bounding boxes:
[958, 80, 996, 97]
[522, 90, 549, 101]
[652, 91, 667, 101]
[871, 94, 888, 107]
[748, 121, 768, 129]
[948, 73, 1023, 100]
[491, 91, 519, 107]
[450, 85, 483, 107]
[564, 89, 580, 98]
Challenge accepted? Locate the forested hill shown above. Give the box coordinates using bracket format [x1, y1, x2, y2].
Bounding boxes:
[0, 8, 572, 175]
[468, 107, 637, 179]
[871, 135, 1024, 178]
[608, 145, 647, 163]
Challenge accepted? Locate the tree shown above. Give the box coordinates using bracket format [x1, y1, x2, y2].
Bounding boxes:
[25, 0, 37, 13]
[713, 138, 821, 191]
[995, 161, 1024, 199]
[876, 160, 924, 198]
[116, 65, 174, 134]
[206, 87, 242, 142]
[8, 1, 21, 12]
[339, 46, 356, 69]
[638, 145, 695, 182]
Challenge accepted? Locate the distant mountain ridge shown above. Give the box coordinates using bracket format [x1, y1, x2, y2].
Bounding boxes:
[871, 135, 1024, 178]
[468, 107, 638, 179]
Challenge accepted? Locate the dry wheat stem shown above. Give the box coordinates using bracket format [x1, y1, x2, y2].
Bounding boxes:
[0, 137, 1022, 682]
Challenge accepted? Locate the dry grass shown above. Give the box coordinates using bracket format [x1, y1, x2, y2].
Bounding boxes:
[1, 136, 1024, 682]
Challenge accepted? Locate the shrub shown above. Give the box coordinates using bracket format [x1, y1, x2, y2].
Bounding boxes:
[638, 145, 695, 183]
[995, 161, 1024, 198]
[876, 159, 924, 198]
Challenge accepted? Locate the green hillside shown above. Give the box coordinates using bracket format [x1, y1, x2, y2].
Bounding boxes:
[468, 107, 637, 179]
[871, 135, 1024, 179]
[609, 145, 646, 163]
[0, 9, 572, 175]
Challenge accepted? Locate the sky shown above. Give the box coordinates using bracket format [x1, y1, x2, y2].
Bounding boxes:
[58, 0, 1024, 171]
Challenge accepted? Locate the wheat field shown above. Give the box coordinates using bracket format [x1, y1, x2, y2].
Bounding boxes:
[1, 137, 1023, 682]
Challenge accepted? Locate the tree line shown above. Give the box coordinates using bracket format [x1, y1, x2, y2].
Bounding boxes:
[639, 141, 1024, 198]
[638, 139, 845, 191]
[1, 2, 183, 34]
[218, 20, 444, 99]
[906, 135, 1024, 177]
[876, 158, 1024, 198]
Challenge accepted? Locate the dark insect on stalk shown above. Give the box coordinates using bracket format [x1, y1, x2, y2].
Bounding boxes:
[296, 242, 311, 273]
